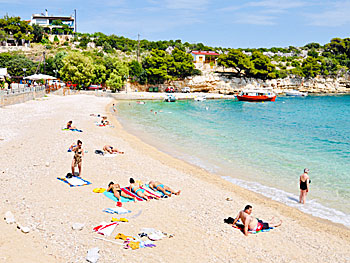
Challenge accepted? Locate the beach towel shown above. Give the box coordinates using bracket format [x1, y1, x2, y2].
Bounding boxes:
[142, 184, 170, 198]
[233, 223, 273, 234]
[93, 222, 119, 236]
[121, 187, 148, 201]
[140, 185, 162, 199]
[103, 190, 135, 203]
[62, 128, 83, 132]
[102, 207, 131, 215]
[57, 175, 91, 187]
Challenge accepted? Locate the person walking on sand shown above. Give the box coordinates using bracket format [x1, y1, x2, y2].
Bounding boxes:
[103, 145, 124, 154]
[148, 181, 181, 197]
[129, 178, 159, 201]
[225, 205, 282, 236]
[299, 168, 311, 204]
[107, 182, 136, 202]
[71, 140, 84, 176]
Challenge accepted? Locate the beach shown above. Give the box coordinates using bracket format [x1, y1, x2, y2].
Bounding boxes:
[1, 94, 349, 263]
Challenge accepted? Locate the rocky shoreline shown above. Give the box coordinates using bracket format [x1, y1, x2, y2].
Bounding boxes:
[131, 72, 350, 95]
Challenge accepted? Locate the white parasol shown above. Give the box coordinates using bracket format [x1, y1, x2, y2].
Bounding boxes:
[24, 74, 56, 80]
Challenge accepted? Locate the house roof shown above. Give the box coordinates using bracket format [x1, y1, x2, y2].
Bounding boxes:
[191, 50, 220, 56]
[32, 15, 74, 21]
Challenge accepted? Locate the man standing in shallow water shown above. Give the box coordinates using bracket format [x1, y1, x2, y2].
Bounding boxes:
[226, 205, 282, 236]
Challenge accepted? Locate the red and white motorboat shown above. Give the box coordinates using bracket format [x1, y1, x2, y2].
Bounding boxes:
[236, 89, 276, 102]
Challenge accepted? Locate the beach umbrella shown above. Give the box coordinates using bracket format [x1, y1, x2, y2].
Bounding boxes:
[24, 74, 56, 80]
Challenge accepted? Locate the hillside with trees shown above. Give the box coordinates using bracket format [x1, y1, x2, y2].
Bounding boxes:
[1, 15, 350, 91]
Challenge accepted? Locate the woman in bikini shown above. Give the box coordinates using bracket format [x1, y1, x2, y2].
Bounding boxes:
[129, 178, 159, 201]
[107, 182, 136, 202]
[71, 140, 84, 176]
[299, 168, 311, 204]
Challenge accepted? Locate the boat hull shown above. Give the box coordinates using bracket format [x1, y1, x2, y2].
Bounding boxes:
[285, 92, 307, 97]
[237, 95, 276, 102]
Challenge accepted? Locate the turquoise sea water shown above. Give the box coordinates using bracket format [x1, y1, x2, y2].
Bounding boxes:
[116, 95, 350, 227]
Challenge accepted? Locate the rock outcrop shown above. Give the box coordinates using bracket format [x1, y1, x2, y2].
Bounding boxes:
[132, 71, 350, 94]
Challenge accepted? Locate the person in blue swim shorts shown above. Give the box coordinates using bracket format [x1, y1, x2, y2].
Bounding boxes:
[149, 181, 181, 197]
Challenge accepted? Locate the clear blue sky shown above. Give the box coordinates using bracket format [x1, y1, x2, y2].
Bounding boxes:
[2, 0, 350, 48]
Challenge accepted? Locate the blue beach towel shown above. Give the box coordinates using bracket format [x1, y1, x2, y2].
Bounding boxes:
[57, 175, 91, 187]
[62, 128, 83, 132]
[103, 190, 135, 203]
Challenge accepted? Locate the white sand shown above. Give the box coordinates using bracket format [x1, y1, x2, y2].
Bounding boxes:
[0, 94, 349, 263]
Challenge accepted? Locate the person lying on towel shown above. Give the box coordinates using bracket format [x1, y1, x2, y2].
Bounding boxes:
[130, 178, 160, 201]
[225, 205, 282, 236]
[107, 182, 136, 202]
[101, 116, 110, 126]
[103, 145, 124, 154]
[66, 120, 78, 130]
[148, 180, 181, 197]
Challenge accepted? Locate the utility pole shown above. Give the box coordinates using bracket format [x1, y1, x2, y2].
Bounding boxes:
[137, 33, 140, 62]
[74, 9, 77, 33]
[43, 51, 46, 74]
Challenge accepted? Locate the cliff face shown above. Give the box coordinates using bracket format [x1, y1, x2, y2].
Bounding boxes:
[133, 72, 350, 94]
[185, 72, 350, 94]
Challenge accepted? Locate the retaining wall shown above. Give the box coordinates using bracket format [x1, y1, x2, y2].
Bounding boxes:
[0, 88, 46, 107]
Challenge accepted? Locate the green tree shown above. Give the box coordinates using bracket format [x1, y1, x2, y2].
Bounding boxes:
[217, 49, 254, 77]
[0, 29, 8, 42]
[102, 41, 113, 53]
[0, 15, 33, 45]
[301, 57, 321, 78]
[250, 51, 277, 79]
[59, 52, 95, 87]
[53, 51, 67, 72]
[170, 48, 196, 78]
[304, 42, 321, 49]
[106, 72, 123, 92]
[0, 53, 37, 76]
[51, 20, 62, 26]
[92, 64, 107, 84]
[307, 48, 318, 58]
[325, 38, 346, 55]
[32, 24, 44, 42]
[142, 49, 172, 84]
[129, 60, 143, 81]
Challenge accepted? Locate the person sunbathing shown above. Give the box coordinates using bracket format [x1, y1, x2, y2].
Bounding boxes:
[66, 120, 77, 130]
[148, 181, 180, 197]
[129, 178, 159, 201]
[103, 145, 124, 154]
[225, 205, 282, 236]
[107, 182, 136, 202]
[101, 116, 110, 126]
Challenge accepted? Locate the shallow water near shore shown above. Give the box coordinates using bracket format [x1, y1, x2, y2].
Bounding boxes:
[116, 95, 350, 227]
